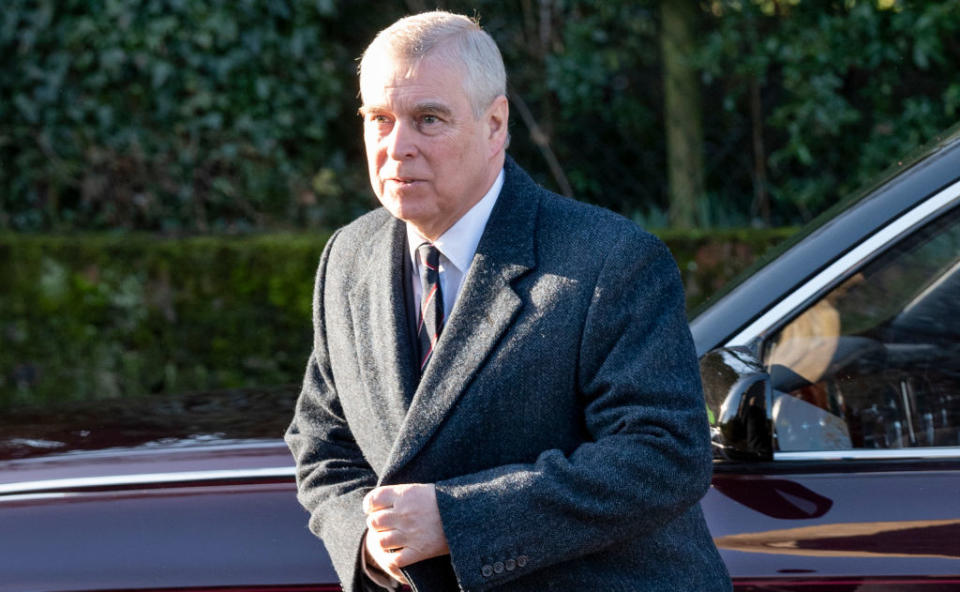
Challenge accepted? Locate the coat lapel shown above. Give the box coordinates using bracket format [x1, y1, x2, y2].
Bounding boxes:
[380, 159, 540, 483]
[347, 217, 419, 447]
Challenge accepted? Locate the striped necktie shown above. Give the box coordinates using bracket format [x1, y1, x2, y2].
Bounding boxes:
[416, 243, 444, 374]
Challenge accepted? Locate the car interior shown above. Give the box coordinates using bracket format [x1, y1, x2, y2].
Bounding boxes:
[764, 205, 960, 452]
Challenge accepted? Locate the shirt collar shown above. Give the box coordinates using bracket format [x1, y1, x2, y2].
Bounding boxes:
[406, 168, 504, 273]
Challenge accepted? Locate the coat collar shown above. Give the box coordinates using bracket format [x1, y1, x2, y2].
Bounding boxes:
[379, 156, 540, 482]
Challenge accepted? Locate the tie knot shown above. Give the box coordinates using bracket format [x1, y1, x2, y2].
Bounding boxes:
[417, 242, 440, 273]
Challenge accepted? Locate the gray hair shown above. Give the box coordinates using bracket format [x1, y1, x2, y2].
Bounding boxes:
[359, 11, 507, 118]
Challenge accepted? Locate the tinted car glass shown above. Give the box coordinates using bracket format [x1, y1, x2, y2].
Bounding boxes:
[762, 204, 960, 451]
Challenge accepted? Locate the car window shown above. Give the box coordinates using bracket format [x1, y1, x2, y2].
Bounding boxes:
[762, 204, 960, 452]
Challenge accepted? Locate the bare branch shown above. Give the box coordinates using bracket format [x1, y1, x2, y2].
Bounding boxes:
[508, 83, 574, 197]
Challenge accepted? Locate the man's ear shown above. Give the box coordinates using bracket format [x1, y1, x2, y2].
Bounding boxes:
[485, 95, 509, 155]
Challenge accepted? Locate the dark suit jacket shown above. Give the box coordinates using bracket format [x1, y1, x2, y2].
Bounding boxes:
[285, 157, 731, 592]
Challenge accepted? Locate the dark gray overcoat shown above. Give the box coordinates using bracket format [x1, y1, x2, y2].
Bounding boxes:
[285, 157, 732, 592]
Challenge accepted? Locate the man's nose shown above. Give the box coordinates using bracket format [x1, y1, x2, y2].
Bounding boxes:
[385, 120, 417, 160]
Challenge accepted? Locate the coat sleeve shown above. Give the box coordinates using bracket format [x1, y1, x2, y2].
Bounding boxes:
[284, 230, 386, 592]
[433, 229, 714, 591]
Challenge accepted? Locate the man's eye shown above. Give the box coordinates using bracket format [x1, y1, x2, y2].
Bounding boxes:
[420, 114, 439, 125]
[365, 113, 390, 125]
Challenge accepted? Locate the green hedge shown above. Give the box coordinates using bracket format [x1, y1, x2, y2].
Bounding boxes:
[0, 228, 793, 404]
[1, 0, 373, 232]
[0, 233, 328, 404]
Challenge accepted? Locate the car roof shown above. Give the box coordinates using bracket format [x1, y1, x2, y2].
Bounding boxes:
[691, 124, 960, 356]
[0, 386, 299, 495]
[0, 385, 297, 461]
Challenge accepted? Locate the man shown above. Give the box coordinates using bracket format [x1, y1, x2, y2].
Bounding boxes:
[285, 10, 731, 592]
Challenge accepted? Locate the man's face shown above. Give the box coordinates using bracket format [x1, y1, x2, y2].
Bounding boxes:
[360, 51, 507, 240]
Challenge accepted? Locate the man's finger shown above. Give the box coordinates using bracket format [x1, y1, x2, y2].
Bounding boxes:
[364, 530, 408, 585]
[374, 529, 404, 551]
[366, 509, 400, 532]
[363, 486, 397, 514]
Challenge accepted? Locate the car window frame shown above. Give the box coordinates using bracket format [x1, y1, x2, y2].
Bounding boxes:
[722, 178, 960, 462]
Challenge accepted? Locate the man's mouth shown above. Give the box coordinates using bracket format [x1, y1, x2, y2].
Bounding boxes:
[386, 177, 422, 186]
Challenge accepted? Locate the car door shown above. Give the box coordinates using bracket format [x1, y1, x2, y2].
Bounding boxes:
[702, 180, 960, 590]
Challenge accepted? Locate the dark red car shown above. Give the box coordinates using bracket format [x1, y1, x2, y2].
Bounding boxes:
[3, 126, 960, 591]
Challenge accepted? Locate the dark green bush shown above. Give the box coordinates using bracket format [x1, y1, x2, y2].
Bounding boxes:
[0, 0, 374, 232]
[659, 226, 797, 310]
[0, 232, 329, 404]
[0, 229, 790, 404]
[699, 0, 960, 222]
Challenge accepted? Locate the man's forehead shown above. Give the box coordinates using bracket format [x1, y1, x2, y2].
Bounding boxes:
[360, 55, 467, 112]
[362, 50, 463, 89]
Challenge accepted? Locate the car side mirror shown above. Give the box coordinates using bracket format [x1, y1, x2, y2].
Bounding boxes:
[700, 347, 774, 461]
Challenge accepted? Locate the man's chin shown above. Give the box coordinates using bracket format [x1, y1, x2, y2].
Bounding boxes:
[384, 201, 435, 229]
[380, 191, 427, 216]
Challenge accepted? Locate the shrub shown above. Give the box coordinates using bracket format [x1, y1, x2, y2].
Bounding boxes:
[0, 232, 329, 403]
[0, 0, 372, 232]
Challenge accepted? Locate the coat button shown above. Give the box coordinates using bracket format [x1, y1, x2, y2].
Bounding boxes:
[505, 559, 516, 571]
[481, 564, 493, 578]
[493, 561, 504, 574]
[517, 555, 529, 567]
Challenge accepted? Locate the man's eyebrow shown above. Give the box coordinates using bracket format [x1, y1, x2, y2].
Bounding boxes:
[357, 102, 454, 117]
[414, 102, 453, 117]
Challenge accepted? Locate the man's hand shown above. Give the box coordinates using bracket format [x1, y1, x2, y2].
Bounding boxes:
[363, 483, 450, 582]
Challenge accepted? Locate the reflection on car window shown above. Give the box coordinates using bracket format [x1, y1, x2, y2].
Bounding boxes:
[764, 204, 960, 452]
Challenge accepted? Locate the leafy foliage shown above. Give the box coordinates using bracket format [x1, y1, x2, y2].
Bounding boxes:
[700, 0, 960, 221]
[479, 0, 666, 213]
[0, 232, 328, 403]
[0, 0, 374, 232]
[2, 0, 959, 230]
